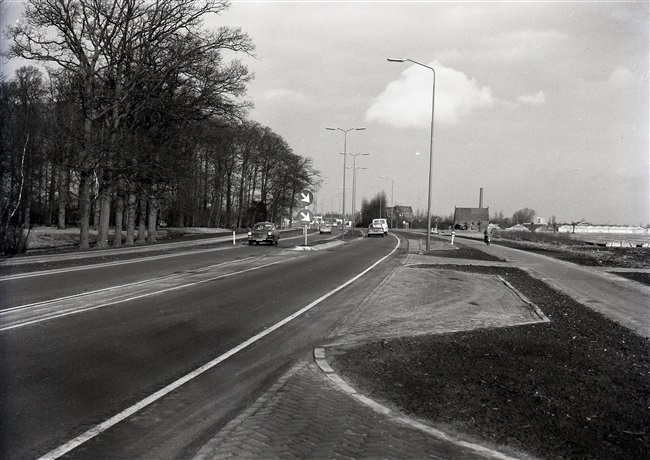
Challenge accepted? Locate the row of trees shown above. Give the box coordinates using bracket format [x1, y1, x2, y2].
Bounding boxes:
[493, 208, 537, 228]
[1, 0, 318, 253]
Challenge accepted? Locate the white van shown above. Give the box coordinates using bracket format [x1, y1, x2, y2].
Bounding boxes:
[372, 218, 388, 235]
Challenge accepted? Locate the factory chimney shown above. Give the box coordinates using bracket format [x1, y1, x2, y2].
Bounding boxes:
[479, 188, 484, 208]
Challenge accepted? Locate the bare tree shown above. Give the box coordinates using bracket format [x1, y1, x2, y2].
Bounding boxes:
[512, 207, 536, 225]
[0, 67, 48, 253]
[5, 0, 254, 248]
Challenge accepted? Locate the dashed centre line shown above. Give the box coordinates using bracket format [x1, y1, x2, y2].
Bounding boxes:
[0, 256, 285, 331]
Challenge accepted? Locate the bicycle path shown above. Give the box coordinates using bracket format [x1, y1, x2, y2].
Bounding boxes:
[460, 237, 649, 338]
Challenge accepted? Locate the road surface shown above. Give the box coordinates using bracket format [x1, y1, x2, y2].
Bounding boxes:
[1, 230, 403, 459]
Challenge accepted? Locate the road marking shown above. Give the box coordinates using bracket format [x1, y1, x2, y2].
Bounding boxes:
[2, 257, 259, 314]
[0, 233, 309, 281]
[37, 237, 401, 460]
[0, 246, 238, 281]
[1, 258, 282, 331]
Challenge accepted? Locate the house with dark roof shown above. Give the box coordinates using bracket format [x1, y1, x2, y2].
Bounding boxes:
[453, 207, 489, 231]
[386, 205, 414, 229]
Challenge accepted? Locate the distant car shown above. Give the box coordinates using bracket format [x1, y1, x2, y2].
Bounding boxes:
[332, 221, 338, 227]
[320, 222, 333, 234]
[372, 218, 388, 235]
[248, 222, 280, 245]
[367, 222, 385, 237]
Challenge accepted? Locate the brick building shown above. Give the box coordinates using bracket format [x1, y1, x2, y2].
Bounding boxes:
[452, 207, 489, 231]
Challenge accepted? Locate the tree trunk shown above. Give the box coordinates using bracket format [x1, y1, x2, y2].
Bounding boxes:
[46, 164, 56, 226]
[147, 191, 157, 243]
[92, 186, 100, 231]
[137, 190, 147, 243]
[78, 170, 92, 250]
[113, 176, 124, 247]
[97, 177, 112, 248]
[57, 164, 68, 229]
[125, 182, 136, 245]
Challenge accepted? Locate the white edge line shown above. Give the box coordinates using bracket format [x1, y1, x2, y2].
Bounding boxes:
[37, 238, 401, 460]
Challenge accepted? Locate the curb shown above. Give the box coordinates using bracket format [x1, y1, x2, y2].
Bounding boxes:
[496, 275, 550, 322]
[313, 347, 522, 460]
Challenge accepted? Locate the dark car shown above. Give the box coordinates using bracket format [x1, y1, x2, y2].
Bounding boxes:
[248, 222, 280, 245]
[367, 222, 385, 237]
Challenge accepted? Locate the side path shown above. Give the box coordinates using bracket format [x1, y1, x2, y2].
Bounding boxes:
[193, 238, 545, 460]
[459, 237, 649, 338]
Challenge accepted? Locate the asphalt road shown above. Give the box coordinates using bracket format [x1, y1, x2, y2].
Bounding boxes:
[0, 229, 404, 459]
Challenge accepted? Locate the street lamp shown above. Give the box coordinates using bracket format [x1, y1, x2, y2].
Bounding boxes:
[379, 175, 394, 230]
[326, 126, 366, 240]
[388, 57, 435, 250]
[347, 153, 369, 229]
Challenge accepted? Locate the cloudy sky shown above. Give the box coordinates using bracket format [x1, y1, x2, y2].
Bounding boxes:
[2, 1, 648, 225]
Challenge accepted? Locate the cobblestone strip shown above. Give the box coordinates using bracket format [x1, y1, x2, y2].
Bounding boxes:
[192, 363, 309, 460]
[192, 354, 520, 460]
[314, 347, 522, 460]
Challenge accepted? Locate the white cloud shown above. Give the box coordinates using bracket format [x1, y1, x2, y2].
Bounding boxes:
[608, 66, 636, 88]
[518, 91, 546, 106]
[263, 88, 305, 102]
[365, 60, 494, 128]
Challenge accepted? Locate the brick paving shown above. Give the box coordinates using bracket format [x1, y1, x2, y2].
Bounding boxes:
[193, 238, 540, 460]
[193, 361, 517, 460]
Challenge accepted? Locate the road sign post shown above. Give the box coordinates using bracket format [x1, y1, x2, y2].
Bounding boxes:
[297, 190, 314, 246]
[297, 208, 313, 246]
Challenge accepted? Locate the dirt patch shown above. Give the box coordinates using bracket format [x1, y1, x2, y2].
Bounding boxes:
[330, 264, 650, 460]
[425, 245, 506, 262]
[328, 266, 546, 346]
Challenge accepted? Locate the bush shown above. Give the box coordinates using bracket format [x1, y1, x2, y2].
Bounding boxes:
[493, 230, 573, 245]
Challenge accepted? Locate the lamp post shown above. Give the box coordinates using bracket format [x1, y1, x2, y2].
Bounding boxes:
[347, 153, 369, 229]
[388, 58, 435, 250]
[379, 175, 394, 230]
[326, 126, 366, 240]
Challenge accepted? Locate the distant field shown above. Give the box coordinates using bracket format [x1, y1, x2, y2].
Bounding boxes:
[569, 232, 650, 246]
